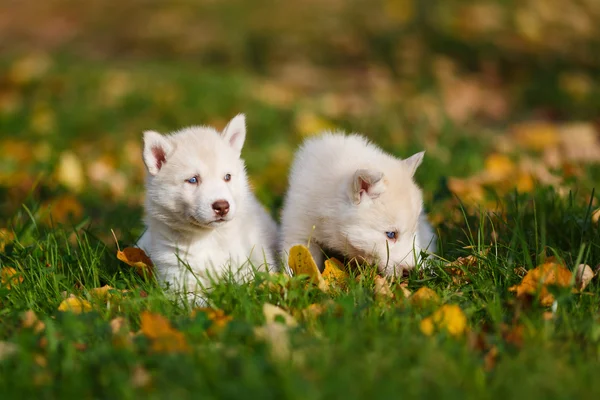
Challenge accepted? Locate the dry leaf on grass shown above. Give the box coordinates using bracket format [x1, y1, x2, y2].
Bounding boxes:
[131, 364, 152, 389]
[22, 310, 45, 333]
[484, 346, 499, 371]
[322, 258, 349, 289]
[420, 304, 467, 337]
[140, 311, 189, 353]
[58, 297, 93, 314]
[592, 208, 600, 225]
[110, 317, 129, 334]
[262, 303, 297, 327]
[0, 229, 14, 253]
[575, 264, 595, 291]
[117, 247, 154, 279]
[508, 261, 573, 306]
[374, 275, 394, 301]
[398, 281, 412, 298]
[1, 267, 23, 289]
[301, 300, 342, 321]
[110, 317, 133, 348]
[192, 307, 233, 335]
[287, 245, 328, 292]
[511, 121, 560, 151]
[254, 303, 301, 364]
[410, 287, 440, 307]
[89, 285, 128, 302]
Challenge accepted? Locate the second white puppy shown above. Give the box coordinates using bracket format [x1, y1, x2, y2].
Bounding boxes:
[281, 132, 436, 277]
[137, 114, 278, 302]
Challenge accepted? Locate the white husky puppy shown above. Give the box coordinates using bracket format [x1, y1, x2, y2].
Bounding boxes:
[137, 114, 278, 301]
[281, 132, 436, 277]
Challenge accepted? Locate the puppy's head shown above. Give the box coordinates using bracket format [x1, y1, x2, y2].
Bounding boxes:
[339, 152, 426, 276]
[142, 114, 249, 231]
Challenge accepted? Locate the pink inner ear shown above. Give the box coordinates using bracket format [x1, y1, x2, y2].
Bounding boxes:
[360, 178, 370, 194]
[228, 132, 239, 147]
[152, 146, 166, 170]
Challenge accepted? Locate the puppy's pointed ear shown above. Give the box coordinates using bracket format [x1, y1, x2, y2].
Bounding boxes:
[404, 151, 424, 176]
[351, 169, 385, 204]
[221, 114, 246, 155]
[143, 130, 173, 176]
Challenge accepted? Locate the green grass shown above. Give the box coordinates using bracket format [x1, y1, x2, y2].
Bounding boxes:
[1, 55, 600, 399]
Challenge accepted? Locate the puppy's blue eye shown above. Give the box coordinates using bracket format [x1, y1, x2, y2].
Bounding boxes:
[224, 173, 231, 182]
[186, 176, 198, 184]
[386, 231, 397, 240]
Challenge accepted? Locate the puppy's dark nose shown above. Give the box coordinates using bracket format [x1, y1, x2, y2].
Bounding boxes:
[212, 200, 230, 216]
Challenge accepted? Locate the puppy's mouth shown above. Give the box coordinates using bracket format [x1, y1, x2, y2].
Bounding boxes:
[189, 216, 230, 228]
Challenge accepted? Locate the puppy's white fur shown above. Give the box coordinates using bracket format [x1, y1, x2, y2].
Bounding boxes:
[281, 132, 436, 277]
[137, 114, 278, 301]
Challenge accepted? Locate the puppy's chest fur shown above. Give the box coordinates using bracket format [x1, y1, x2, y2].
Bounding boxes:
[139, 219, 264, 280]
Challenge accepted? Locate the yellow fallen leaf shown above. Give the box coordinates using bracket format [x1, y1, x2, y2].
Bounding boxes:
[508, 261, 573, 306]
[117, 247, 154, 278]
[191, 307, 233, 335]
[420, 304, 467, 337]
[294, 110, 335, 137]
[302, 303, 326, 320]
[399, 282, 412, 298]
[8, 53, 52, 85]
[1, 267, 23, 289]
[287, 245, 328, 291]
[447, 176, 486, 205]
[511, 121, 560, 151]
[41, 194, 84, 225]
[592, 208, 600, 225]
[374, 275, 394, 300]
[22, 310, 45, 333]
[89, 285, 114, 301]
[483, 153, 515, 181]
[322, 258, 348, 289]
[516, 172, 535, 193]
[0, 229, 14, 253]
[56, 151, 85, 192]
[140, 311, 189, 353]
[575, 264, 595, 291]
[58, 297, 93, 313]
[110, 317, 133, 348]
[410, 287, 440, 307]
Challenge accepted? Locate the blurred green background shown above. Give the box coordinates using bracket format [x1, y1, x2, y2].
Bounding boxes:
[1, 0, 599, 245]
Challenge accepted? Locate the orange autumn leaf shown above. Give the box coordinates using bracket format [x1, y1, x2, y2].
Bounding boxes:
[322, 258, 348, 289]
[1, 267, 23, 289]
[508, 261, 573, 306]
[58, 297, 93, 314]
[192, 307, 233, 335]
[140, 311, 189, 353]
[117, 247, 154, 279]
[40, 194, 83, 225]
[410, 287, 440, 307]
